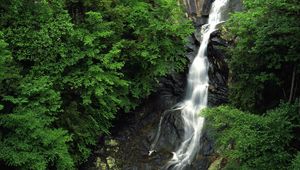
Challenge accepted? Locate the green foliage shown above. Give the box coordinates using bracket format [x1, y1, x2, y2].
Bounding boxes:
[224, 0, 300, 111]
[0, 0, 192, 169]
[291, 152, 300, 170]
[209, 1, 300, 169]
[0, 66, 74, 169]
[203, 103, 299, 169]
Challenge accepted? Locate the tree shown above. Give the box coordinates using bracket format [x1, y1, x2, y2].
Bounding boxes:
[0, 0, 193, 168]
[224, 0, 300, 112]
[203, 103, 299, 169]
[207, 1, 300, 168]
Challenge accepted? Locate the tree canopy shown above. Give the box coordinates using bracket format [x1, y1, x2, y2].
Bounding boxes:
[205, 0, 300, 169]
[0, 0, 193, 169]
[224, 0, 300, 112]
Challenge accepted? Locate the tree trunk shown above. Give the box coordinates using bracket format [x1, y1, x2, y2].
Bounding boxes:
[289, 66, 296, 103]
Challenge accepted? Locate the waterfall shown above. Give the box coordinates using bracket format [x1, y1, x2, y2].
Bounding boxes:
[150, 0, 229, 169]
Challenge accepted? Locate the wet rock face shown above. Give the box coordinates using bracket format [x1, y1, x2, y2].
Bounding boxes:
[207, 30, 229, 107]
[82, 74, 187, 169]
[187, 0, 242, 30]
[91, 99, 215, 170]
[181, 0, 213, 20]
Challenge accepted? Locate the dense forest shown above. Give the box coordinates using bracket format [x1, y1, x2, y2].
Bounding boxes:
[0, 0, 299, 169]
[205, 0, 300, 169]
[0, 0, 192, 169]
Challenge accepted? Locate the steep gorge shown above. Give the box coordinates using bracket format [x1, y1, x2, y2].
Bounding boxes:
[83, 0, 242, 169]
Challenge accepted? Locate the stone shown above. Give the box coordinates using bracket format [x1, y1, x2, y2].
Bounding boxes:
[208, 157, 223, 170]
[202, 0, 214, 16]
[182, 0, 204, 18]
[194, 29, 202, 43]
[194, 16, 208, 29]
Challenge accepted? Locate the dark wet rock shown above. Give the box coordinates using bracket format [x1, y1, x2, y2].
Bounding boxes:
[211, 37, 227, 47]
[194, 29, 202, 43]
[182, 0, 212, 29]
[81, 73, 187, 169]
[157, 73, 187, 105]
[207, 33, 229, 106]
[201, 0, 214, 16]
[154, 110, 185, 151]
[183, 0, 204, 18]
[186, 35, 200, 62]
[186, 36, 198, 52]
[194, 17, 208, 29]
[184, 0, 242, 29]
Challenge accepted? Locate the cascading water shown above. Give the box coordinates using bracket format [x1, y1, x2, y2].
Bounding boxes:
[149, 0, 229, 169]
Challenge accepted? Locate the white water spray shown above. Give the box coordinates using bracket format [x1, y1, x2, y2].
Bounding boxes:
[149, 0, 229, 169]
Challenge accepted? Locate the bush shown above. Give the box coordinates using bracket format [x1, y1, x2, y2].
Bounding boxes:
[224, 0, 300, 111]
[0, 0, 193, 168]
[203, 103, 299, 169]
[291, 152, 300, 170]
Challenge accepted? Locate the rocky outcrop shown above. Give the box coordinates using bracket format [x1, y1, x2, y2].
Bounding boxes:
[183, 0, 242, 29]
[207, 30, 229, 106]
[181, 0, 213, 19]
[80, 74, 187, 170]
[181, 0, 203, 17]
[181, 0, 213, 29]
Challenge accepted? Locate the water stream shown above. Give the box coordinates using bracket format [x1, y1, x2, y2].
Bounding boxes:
[150, 0, 229, 169]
